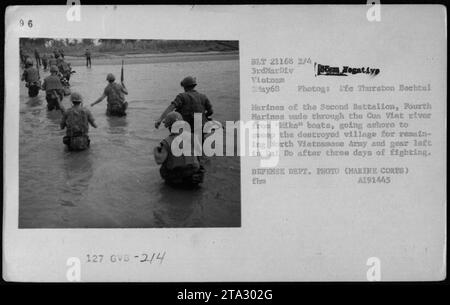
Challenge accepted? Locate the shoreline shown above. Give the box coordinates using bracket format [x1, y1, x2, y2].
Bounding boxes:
[62, 51, 239, 67]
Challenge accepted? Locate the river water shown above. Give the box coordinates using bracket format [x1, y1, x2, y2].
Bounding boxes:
[19, 57, 240, 228]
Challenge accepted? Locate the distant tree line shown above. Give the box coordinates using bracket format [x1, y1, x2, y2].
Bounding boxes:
[20, 38, 238, 57]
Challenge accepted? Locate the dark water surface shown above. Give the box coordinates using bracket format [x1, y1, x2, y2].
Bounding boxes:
[19, 58, 240, 228]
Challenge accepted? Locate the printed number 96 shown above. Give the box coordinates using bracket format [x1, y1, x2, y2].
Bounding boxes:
[20, 19, 33, 28]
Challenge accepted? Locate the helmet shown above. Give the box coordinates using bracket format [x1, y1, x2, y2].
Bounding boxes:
[180, 76, 197, 88]
[106, 73, 115, 82]
[164, 111, 183, 128]
[70, 92, 83, 103]
[50, 65, 59, 73]
[25, 58, 33, 65]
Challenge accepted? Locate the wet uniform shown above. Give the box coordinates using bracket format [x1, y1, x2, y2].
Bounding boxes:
[22, 66, 40, 83]
[104, 82, 128, 116]
[60, 106, 95, 151]
[22, 66, 41, 97]
[158, 132, 204, 186]
[57, 59, 71, 81]
[171, 90, 213, 132]
[42, 74, 64, 110]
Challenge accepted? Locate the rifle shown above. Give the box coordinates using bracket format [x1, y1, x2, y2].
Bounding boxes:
[121, 59, 124, 83]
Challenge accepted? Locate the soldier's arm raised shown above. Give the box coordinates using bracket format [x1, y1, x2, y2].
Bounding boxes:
[121, 83, 128, 95]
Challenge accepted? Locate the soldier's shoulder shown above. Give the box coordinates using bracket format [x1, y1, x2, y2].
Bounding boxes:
[175, 92, 188, 100]
[194, 91, 208, 100]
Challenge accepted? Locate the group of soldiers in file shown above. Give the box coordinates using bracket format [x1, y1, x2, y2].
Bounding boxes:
[21, 47, 213, 187]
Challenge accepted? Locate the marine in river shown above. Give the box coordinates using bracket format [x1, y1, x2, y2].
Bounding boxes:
[21, 58, 41, 97]
[91, 73, 128, 116]
[85, 48, 92, 68]
[53, 54, 72, 95]
[48, 54, 57, 67]
[53, 49, 60, 59]
[41, 65, 65, 111]
[42, 53, 49, 71]
[34, 49, 41, 67]
[61, 92, 97, 151]
[154, 111, 205, 187]
[57, 56, 73, 82]
[155, 76, 213, 141]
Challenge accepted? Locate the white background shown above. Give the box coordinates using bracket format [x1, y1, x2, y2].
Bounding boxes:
[3, 5, 447, 281]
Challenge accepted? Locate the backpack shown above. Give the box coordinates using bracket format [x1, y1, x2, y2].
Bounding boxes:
[66, 109, 88, 137]
[106, 83, 125, 106]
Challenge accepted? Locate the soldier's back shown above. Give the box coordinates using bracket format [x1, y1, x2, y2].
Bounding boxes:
[66, 107, 90, 136]
[44, 75, 63, 91]
[24, 67, 39, 82]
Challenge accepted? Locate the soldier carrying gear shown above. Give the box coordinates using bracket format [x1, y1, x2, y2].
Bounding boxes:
[21, 58, 41, 97]
[155, 76, 213, 140]
[154, 111, 205, 187]
[57, 58, 72, 82]
[48, 54, 57, 67]
[60, 92, 97, 151]
[91, 73, 128, 116]
[41, 65, 65, 111]
[34, 49, 41, 66]
[42, 53, 49, 70]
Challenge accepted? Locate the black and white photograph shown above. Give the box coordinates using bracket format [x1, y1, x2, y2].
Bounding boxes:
[18, 38, 241, 228]
[2, 5, 447, 284]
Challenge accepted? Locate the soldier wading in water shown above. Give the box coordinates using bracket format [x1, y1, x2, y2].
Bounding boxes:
[91, 73, 128, 116]
[155, 76, 213, 141]
[41, 65, 65, 111]
[154, 111, 205, 187]
[61, 92, 97, 151]
[21, 58, 41, 97]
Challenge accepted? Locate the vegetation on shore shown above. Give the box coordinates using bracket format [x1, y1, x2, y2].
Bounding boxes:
[20, 38, 239, 58]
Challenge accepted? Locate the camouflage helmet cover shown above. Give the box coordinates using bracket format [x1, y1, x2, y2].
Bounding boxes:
[106, 73, 115, 82]
[164, 111, 183, 128]
[70, 92, 83, 103]
[180, 76, 197, 88]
